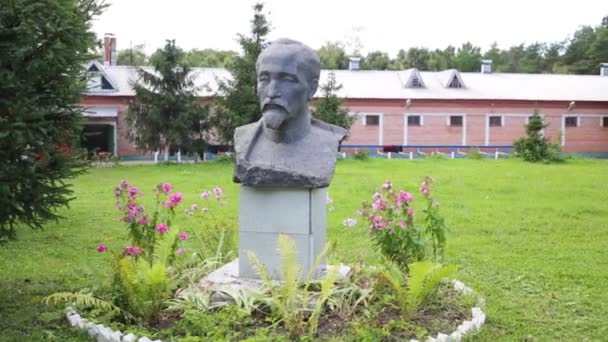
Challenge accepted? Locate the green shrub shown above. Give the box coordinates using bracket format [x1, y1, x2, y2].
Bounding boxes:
[352, 149, 370, 161]
[513, 110, 563, 163]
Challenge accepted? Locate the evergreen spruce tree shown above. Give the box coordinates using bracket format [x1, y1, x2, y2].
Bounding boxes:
[513, 110, 562, 162]
[0, 0, 104, 241]
[127, 40, 210, 161]
[211, 3, 270, 144]
[312, 71, 355, 131]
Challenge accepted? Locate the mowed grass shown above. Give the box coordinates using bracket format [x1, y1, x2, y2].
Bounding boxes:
[1, 158, 607, 341]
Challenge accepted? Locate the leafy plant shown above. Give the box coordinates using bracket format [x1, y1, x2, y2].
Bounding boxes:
[355, 178, 448, 270]
[380, 260, 456, 318]
[352, 149, 370, 161]
[247, 234, 338, 338]
[513, 110, 563, 163]
[42, 291, 133, 322]
[420, 177, 448, 261]
[113, 228, 179, 325]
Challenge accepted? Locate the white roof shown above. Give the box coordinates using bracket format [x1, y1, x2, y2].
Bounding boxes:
[87, 65, 608, 102]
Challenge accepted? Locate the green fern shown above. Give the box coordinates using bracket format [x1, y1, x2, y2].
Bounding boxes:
[42, 291, 135, 321]
[406, 261, 456, 315]
[247, 234, 338, 338]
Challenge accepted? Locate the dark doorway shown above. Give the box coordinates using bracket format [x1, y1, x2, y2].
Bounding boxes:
[82, 124, 114, 155]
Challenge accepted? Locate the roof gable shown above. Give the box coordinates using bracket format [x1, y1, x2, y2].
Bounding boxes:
[438, 69, 466, 89]
[398, 68, 425, 88]
[85, 61, 118, 93]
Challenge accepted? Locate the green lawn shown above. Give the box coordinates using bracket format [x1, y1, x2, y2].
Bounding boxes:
[1, 158, 607, 341]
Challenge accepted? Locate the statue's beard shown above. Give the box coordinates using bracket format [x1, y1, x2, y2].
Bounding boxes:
[262, 108, 289, 130]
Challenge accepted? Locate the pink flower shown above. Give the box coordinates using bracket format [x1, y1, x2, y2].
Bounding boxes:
[407, 208, 415, 216]
[162, 182, 172, 193]
[398, 191, 413, 204]
[178, 232, 189, 240]
[213, 187, 223, 198]
[128, 186, 141, 198]
[138, 216, 150, 225]
[155, 223, 169, 233]
[170, 192, 183, 205]
[372, 198, 387, 211]
[200, 191, 210, 199]
[369, 215, 390, 229]
[190, 204, 198, 211]
[124, 245, 142, 256]
[342, 218, 357, 227]
[382, 180, 392, 190]
[176, 248, 185, 255]
[372, 192, 382, 200]
[114, 187, 122, 197]
[398, 220, 408, 228]
[96, 244, 107, 253]
[120, 180, 129, 189]
[420, 185, 429, 195]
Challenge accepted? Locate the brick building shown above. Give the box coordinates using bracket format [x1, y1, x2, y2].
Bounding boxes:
[81, 42, 608, 159]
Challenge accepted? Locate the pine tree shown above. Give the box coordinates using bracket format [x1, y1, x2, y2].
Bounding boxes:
[0, 0, 104, 241]
[126, 40, 210, 161]
[513, 110, 562, 162]
[211, 3, 270, 144]
[311, 71, 355, 131]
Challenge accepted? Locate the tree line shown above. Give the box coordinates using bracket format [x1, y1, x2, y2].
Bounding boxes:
[117, 15, 608, 75]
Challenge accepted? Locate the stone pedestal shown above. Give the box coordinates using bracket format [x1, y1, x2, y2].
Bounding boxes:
[238, 185, 327, 280]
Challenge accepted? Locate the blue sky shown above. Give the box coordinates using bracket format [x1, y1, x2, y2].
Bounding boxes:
[92, 0, 606, 56]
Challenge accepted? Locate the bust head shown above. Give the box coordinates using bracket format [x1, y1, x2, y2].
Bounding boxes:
[256, 39, 321, 130]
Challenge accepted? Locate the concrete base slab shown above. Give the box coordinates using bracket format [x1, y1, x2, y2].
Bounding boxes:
[199, 259, 352, 303]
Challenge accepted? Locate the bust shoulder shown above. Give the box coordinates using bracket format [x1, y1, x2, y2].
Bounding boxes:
[310, 117, 348, 143]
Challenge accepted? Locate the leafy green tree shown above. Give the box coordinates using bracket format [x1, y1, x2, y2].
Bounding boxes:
[211, 2, 270, 144]
[428, 46, 456, 71]
[406, 47, 431, 70]
[453, 42, 482, 72]
[317, 41, 348, 69]
[126, 40, 209, 161]
[184, 49, 237, 68]
[311, 71, 354, 131]
[117, 44, 148, 66]
[513, 110, 562, 162]
[0, 0, 104, 240]
[563, 26, 598, 74]
[363, 51, 391, 70]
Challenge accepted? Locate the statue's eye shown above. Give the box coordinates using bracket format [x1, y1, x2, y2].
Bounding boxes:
[258, 75, 269, 82]
[283, 75, 297, 83]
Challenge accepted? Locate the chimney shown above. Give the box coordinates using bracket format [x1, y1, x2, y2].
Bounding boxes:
[348, 57, 361, 71]
[103, 33, 117, 66]
[481, 59, 492, 74]
[601, 63, 608, 76]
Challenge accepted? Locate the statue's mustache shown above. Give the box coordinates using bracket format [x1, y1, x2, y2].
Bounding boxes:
[261, 99, 288, 113]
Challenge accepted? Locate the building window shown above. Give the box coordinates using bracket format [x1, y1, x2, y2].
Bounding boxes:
[407, 115, 421, 126]
[448, 77, 462, 88]
[565, 116, 578, 127]
[411, 76, 422, 88]
[450, 115, 463, 127]
[602, 117, 608, 127]
[489, 116, 502, 127]
[365, 115, 380, 126]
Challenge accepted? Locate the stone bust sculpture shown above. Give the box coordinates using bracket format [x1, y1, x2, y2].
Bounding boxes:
[233, 38, 347, 188]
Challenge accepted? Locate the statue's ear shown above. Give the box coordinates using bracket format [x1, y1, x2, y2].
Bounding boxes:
[308, 78, 319, 99]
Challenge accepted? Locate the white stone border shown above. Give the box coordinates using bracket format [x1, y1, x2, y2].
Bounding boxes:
[65, 307, 161, 342]
[65, 279, 484, 342]
[410, 279, 486, 342]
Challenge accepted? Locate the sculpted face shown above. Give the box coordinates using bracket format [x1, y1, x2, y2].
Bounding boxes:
[257, 47, 314, 130]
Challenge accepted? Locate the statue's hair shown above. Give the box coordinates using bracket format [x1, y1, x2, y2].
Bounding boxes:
[256, 38, 321, 85]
